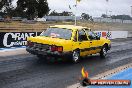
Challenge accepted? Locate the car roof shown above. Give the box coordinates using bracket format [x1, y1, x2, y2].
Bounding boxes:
[50, 25, 90, 31]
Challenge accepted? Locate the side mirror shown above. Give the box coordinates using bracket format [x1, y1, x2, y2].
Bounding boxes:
[96, 36, 100, 40]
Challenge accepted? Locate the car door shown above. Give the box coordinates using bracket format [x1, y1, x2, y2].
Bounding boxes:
[77, 29, 91, 56]
[87, 31, 102, 54]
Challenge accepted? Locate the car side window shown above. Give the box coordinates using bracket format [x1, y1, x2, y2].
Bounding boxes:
[78, 30, 88, 41]
[88, 31, 97, 40]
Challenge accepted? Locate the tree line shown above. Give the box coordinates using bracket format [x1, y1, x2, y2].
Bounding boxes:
[101, 14, 132, 20]
[0, 0, 49, 20]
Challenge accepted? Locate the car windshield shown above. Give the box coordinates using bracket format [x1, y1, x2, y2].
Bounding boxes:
[40, 28, 72, 40]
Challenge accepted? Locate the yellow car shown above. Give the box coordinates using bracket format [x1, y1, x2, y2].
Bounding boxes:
[26, 25, 111, 63]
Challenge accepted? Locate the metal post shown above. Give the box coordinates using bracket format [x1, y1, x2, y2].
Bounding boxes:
[109, 11, 112, 17]
[106, 10, 108, 17]
[106, 0, 108, 16]
[131, 6, 132, 17]
[75, 0, 77, 26]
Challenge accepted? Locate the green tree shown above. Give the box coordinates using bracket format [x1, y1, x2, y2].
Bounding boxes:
[101, 14, 108, 18]
[0, 0, 14, 16]
[81, 13, 90, 20]
[16, 0, 49, 19]
[0, 0, 12, 10]
[49, 10, 73, 16]
[111, 15, 132, 20]
[49, 10, 59, 16]
[37, 0, 49, 17]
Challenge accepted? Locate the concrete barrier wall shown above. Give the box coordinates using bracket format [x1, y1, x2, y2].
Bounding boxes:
[127, 31, 132, 38]
[93, 18, 132, 23]
[44, 16, 80, 21]
[111, 31, 128, 39]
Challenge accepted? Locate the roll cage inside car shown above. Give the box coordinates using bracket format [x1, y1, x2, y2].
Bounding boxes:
[73, 29, 99, 42]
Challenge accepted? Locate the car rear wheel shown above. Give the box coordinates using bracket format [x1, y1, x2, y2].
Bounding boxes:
[72, 50, 80, 63]
[100, 45, 108, 58]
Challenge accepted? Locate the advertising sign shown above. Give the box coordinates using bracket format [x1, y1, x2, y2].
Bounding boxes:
[95, 31, 128, 39]
[0, 32, 41, 48]
[96, 31, 112, 39]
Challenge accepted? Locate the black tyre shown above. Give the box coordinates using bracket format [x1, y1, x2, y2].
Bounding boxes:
[100, 45, 108, 58]
[72, 50, 80, 63]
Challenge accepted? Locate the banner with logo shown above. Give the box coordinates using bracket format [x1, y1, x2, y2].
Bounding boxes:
[0, 32, 41, 48]
[95, 31, 128, 39]
[95, 31, 112, 39]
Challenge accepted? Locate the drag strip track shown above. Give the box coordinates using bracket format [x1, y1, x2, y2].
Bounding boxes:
[0, 38, 132, 88]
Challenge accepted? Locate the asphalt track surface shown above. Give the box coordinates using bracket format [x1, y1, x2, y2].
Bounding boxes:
[0, 38, 132, 88]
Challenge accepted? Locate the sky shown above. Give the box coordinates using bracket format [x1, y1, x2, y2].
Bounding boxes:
[12, 0, 132, 17]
